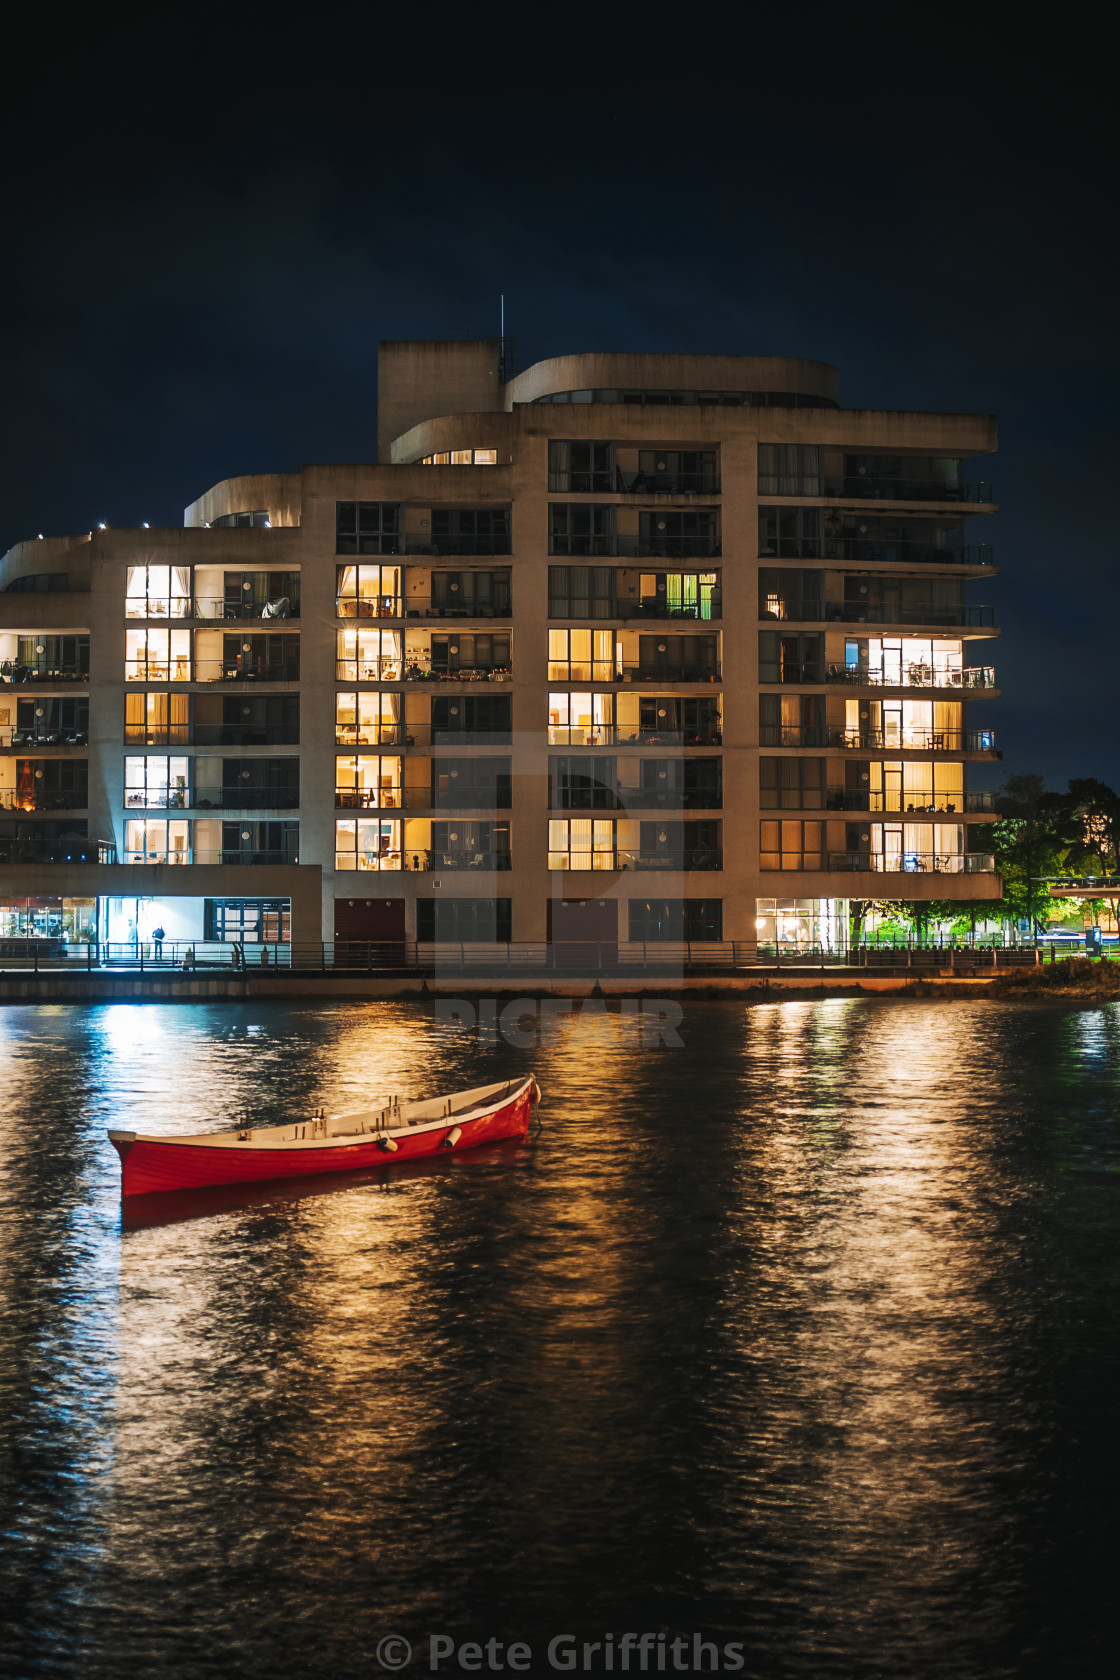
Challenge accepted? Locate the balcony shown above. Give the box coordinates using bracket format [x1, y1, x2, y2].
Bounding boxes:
[827, 851, 997, 874]
[337, 596, 513, 621]
[0, 789, 88, 811]
[759, 541, 994, 567]
[550, 851, 723, 872]
[335, 787, 426, 810]
[181, 726, 298, 747]
[547, 726, 723, 747]
[965, 790, 998, 812]
[0, 836, 115, 864]
[763, 600, 996, 629]
[401, 536, 512, 558]
[187, 597, 298, 621]
[618, 664, 721, 684]
[402, 849, 512, 871]
[616, 470, 721, 495]
[192, 790, 300, 810]
[1, 664, 89, 685]
[825, 789, 967, 814]
[825, 663, 996, 690]
[823, 478, 993, 504]
[827, 727, 999, 755]
[121, 849, 296, 866]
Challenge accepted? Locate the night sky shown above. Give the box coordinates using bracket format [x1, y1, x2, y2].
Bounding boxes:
[2, 6, 1115, 789]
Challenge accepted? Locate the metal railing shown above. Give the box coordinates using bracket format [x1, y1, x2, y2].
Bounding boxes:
[124, 658, 301, 684]
[824, 788, 969, 814]
[0, 838, 116, 864]
[338, 597, 513, 620]
[1, 731, 88, 748]
[122, 789, 300, 811]
[120, 849, 297, 866]
[547, 727, 723, 747]
[549, 536, 722, 560]
[1, 666, 89, 684]
[0, 789, 88, 811]
[823, 478, 994, 503]
[826, 727, 998, 754]
[825, 664, 996, 689]
[125, 598, 300, 620]
[335, 661, 512, 684]
[761, 602, 996, 628]
[827, 851, 996, 873]
[758, 542, 994, 566]
[554, 791, 723, 811]
[403, 851, 512, 871]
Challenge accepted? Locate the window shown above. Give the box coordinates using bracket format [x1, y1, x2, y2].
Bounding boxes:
[336, 564, 401, 617]
[125, 756, 190, 809]
[421, 448, 498, 465]
[220, 821, 299, 864]
[759, 821, 825, 870]
[124, 692, 189, 745]
[617, 451, 719, 494]
[841, 574, 967, 625]
[125, 565, 191, 617]
[430, 509, 511, 555]
[548, 818, 623, 870]
[210, 510, 270, 528]
[430, 821, 510, 868]
[432, 758, 511, 808]
[636, 820, 721, 870]
[14, 635, 90, 679]
[336, 629, 402, 682]
[759, 694, 824, 747]
[431, 695, 511, 742]
[192, 758, 299, 809]
[548, 565, 616, 617]
[430, 570, 511, 617]
[124, 818, 191, 864]
[192, 694, 299, 746]
[335, 818, 401, 870]
[217, 633, 300, 682]
[10, 758, 88, 809]
[216, 571, 300, 620]
[634, 696, 722, 744]
[548, 505, 616, 557]
[548, 441, 614, 492]
[635, 572, 721, 621]
[534, 389, 838, 409]
[758, 632, 824, 684]
[336, 503, 402, 556]
[334, 756, 402, 809]
[550, 756, 618, 810]
[759, 759, 825, 810]
[335, 692, 400, 747]
[635, 634, 718, 679]
[416, 899, 512, 942]
[619, 758, 722, 810]
[204, 898, 291, 941]
[3, 572, 70, 593]
[548, 629, 617, 682]
[638, 511, 719, 558]
[124, 628, 190, 682]
[758, 569, 823, 621]
[833, 455, 965, 500]
[14, 696, 89, 743]
[757, 444, 822, 497]
[548, 692, 614, 745]
[429, 633, 510, 675]
[628, 900, 723, 941]
[759, 508, 969, 562]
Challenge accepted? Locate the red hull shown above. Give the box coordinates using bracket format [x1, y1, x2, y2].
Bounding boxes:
[112, 1088, 532, 1196]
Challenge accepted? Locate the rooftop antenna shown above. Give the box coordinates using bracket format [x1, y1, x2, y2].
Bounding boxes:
[499, 294, 516, 382]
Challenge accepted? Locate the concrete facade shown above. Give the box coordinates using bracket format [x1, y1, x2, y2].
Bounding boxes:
[1, 342, 1001, 954]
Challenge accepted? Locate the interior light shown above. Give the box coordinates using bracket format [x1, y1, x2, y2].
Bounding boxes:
[37, 533, 44, 540]
[142, 522, 150, 529]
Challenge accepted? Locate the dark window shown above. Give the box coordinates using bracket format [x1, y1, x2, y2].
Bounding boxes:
[636, 697, 722, 744]
[14, 697, 88, 743]
[220, 633, 300, 681]
[550, 756, 618, 810]
[548, 440, 614, 492]
[429, 633, 510, 674]
[638, 510, 719, 558]
[623, 451, 719, 494]
[757, 445, 822, 496]
[223, 571, 300, 618]
[14, 635, 89, 678]
[210, 510, 270, 528]
[192, 694, 300, 746]
[758, 632, 824, 684]
[830, 455, 965, 500]
[430, 509, 511, 555]
[11, 759, 88, 807]
[758, 569, 823, 621]
[431, 695, 511, 742]
[219, 820, 299, 864]
[430, 821, 510, 868]
[336, 503, 402, 555]
[629, 759, 722, 809]
[759, 758, 825, 810]
[432, 758, 512, 808]
[548, 505, 616, 557]
[207, 759, 300, 809]
[548, 565, 617, 617]
[416, 898, 512, 941]
[627, 899, 723, 941]
[638, 820, 722, 869]
[840, 573, 967, 625]
[759, 694, 824, 747]
[759, 820, 825, 871]
[759, 508, 971, 563]
[3, 572, 70, 593]
[535, 390, 837, 409]
[430, 570, 511, 616]
[636, 634, 718, 678]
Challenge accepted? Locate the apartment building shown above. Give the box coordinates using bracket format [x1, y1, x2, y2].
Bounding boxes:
[0, 342, 1001, 955]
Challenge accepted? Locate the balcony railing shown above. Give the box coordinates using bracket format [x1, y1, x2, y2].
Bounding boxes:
[125, 598, 299, 621]
[619, 665, 721, 684]
[122, 849, 297, 866]
[758, 541, 994, 567]
[549, 536, 722, 560]
[183, 726, 298, 747]
[124, 659, 301, 684]
[617, 471, 721, 495]
[825, 663, 996, 690]
[825, 788, 968, 814]
[0, 837, 115, 864]
[762, 601, 996, 628]
[823, 478, 993, 503]
[335, 787, 423, 810]
[965, 790, 998, 812]
[827, 727, 999, 754]
[0, 789, 88, 811]
[1, 665, 89, 684]
[550, 851, 723, 872]
[402, 850, 512, 871]
[555, 790, 724, 811]
[3, 730, 88, 748]
[334, 660, 512, 685]
[338, 597, 513, 620]
[123, 789, 300, 810]
[827, 851, 997, 873]
[622, 601, 722, 621]
[548, 726, 723, 747]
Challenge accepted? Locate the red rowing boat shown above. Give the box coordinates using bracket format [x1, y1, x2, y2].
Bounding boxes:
[108, 1074, 541, 1197]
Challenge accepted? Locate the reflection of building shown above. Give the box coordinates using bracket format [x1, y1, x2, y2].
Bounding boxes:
[0, 342, 1002, 952]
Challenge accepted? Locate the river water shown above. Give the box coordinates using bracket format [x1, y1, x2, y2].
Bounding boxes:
[1, 998, 1119, 1680]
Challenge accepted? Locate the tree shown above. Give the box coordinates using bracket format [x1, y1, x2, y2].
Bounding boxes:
[991, 773, 1070, 934]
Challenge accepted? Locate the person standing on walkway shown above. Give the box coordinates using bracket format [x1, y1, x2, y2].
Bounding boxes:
[152, 926, 165, 961]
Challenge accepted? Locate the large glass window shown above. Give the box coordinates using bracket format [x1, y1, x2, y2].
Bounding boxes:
[428, 633, 510, 675]
[759, 759, 825, 810]
[336, 503, 402, 555]
[124, 628, 190, 681]
[757, 444, 822, 496]
[125, 565, 191, 617]
[548, 818, 625, 870]
[123, 818, 191, 864]
[758, 632, 824, 683]
[636, 572, 721, 620]
[12, 696, 88, 745]
[204, 898, 291, 941]
[215, 633, 300, 682]
[431, 695, 511, 742]
[7, 759, 88, 810]
[759, 821, 826, 870]
[124, 693, 189, 745]
[335, 564, 402, 617]
[430, 570, 511, 617]
[547, 692, 613, 746]
[335, 692, 401, 747]
[334, 818, 401, 870]
[548, 505, 616, 557]
[627, 899, 723, 941]
[192, 694, 299, 746]
[430, 821, 510, 869]
[550, 756, 618, 810]
[759, 508, 970, 563]
[758, 569, 824, 621]
[336, 629, 403, 682]
[638, 511, 719, 559]
[548, 441, 614, 493]
[548, 629, 617, 682]
[416, 899, 512, 941]
[124, 756, 190, 809]
[432, 758, 511, 808]
[430, 509, 511, 556]
[548, 565, 616, 617]
[634, 634, 719, 680]
[13, 635, 89, 679]
[335, 756, 402, 809]
[759, 694, 824, 747]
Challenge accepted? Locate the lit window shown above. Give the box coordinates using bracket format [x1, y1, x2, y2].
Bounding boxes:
[334, 817, 401, 870]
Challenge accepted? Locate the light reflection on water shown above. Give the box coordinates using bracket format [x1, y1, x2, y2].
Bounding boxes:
[2, 999, 1120, 1679]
